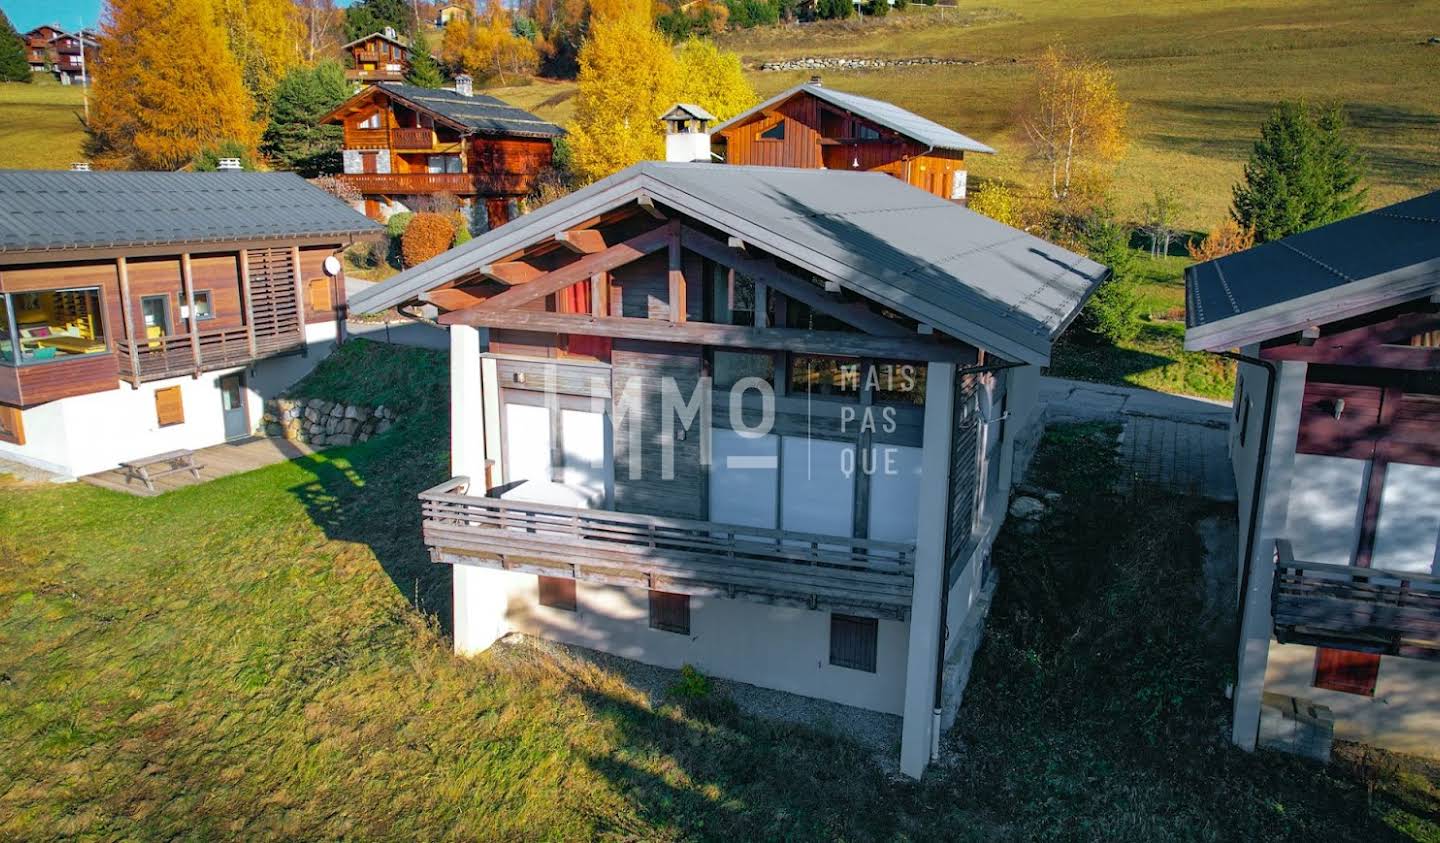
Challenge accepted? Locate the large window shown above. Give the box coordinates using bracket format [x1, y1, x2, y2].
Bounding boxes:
[1, 288, 108, 366]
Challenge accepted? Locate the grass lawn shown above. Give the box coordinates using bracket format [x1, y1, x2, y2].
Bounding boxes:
[0, 79, 89, 171]
[1, 340, 1435, 839]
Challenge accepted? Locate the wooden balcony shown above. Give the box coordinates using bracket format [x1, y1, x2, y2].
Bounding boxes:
[420, 477, 917, 619]
[1272, 540, 1440, 660]
[354, 49, 380, 62]
[390, 128, 436, 149]
[339, 172, 532, 196]
[116, 326, 302, 383]
[344, 127, 389, 148]
[346, 68, 406, 82]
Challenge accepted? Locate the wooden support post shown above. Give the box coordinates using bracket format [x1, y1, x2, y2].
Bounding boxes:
[238, 248, 258, 360]
[590, 272, 606, 317]
[668, 222, 685, 324]
[291, 245, 307, 354]
[180, 253, 201, 377]
[116, 257, 141, 388]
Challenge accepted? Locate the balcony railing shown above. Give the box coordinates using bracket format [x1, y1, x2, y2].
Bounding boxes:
[1272, 540, 1440, 660]
[116, 326, 301, 382]
[420, 477, 918, 619]
[390, 127, 436, 149]
[339, 172, 533, 195]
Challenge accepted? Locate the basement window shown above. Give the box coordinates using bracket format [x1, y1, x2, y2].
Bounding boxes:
[829, 613, 878, 673]
[648, 590, 690, 635]
[538, 576, 577, 612]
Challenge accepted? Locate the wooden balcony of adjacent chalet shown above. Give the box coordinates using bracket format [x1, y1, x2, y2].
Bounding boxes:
[420, 477, 918, 619]
[338, 172, 531, 195]
[1272, 540, 1440, 661]
[115, 326, 303, 383]
[354, 49, 381, 62]
[346, 67, 406, 82]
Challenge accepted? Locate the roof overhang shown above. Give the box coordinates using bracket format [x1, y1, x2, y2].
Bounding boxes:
[0, 232, 380, 268]
[342, 31, 410, 50]
[320, 86, 472, 134]
[1184, 259, 1440, 351]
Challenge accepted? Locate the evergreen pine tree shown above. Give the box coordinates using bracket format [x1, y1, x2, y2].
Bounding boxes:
[1231, 101, 1366, 243]
[0, 10, 31, 83]
[262, 60, 351, 176]
[406, 38, 446, 87]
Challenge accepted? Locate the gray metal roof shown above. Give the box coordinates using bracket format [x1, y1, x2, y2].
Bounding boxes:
[375, 83, 565, 138]
[350, 162, 1104, 365]
[1185, 190, 1440, 351]
[0, 170, 381, 255]
[711, 83, 995, 156]
[342, 31, 410, 50]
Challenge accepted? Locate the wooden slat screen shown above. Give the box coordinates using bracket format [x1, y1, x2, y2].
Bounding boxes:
[648, 590, 690, 634]
[154, 386, 184, 427]
[829, 613, 878, 672]
[538, 576, 577, 611]
[246, 247, 302, 350]
[1313, 647, 1380, 696]
[0, 405, 24, 445]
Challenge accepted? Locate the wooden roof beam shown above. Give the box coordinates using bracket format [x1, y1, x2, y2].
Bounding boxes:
[481, 260, 543, 285]
[554, 228, 608, 254]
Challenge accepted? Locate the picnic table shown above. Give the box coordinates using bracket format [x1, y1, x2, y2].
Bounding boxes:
[119, 449, 204, 492]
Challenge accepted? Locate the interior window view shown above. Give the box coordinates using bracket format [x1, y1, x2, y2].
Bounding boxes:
[0, 288, 108, 365]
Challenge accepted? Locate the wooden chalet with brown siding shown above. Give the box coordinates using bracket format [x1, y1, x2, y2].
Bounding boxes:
[344, 28, 410, 82]
[709, 78, 994, 203]
[0, 171, 379, 479]
[322, 79, 563, 226]
[23, 24, 64, 74]
[349, 161, 1106, 779]
[1186, 189, 1440, 761]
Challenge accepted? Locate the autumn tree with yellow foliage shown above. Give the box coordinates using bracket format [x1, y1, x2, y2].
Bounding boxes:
[87, 0, 261, 170]
[213, 0, 305, 112]
[1020, 46, 1128, 203]
[568, 1, 756, 183]
[441, 0, 539, 83]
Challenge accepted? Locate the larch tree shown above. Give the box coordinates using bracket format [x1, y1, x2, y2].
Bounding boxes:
[1020, 46, 1128, 202]
[214, 0, 306, 113]
[86, 0, 261, 170]
[567, 0, 678, 182]
[673, 38, 756, 122]
[1231, 101, 1366, 243]
[0, 10, 31, 82]
[442, 0, 539, 83]
[296, 0, 344, 65]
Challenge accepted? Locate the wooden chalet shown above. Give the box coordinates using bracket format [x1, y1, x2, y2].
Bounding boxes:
[322, 81, 564, 225]
[50, 29, 98, 83]
[0, 171, 379, 478]
[709, 78, 994, 203]
[344, 28, 410, 82]
[1186, 189, 1440, 759]
[350, 161, 1107, 778]
[23, 24, 64, 74]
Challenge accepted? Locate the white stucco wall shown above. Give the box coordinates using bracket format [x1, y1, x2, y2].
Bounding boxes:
[460, 565, 910, 714]
[1265, 641, 1440, 759]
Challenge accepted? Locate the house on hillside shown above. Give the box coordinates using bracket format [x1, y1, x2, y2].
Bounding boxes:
[1185, 191, 1440, 760]
[321, 78, 563, 226]
[348, 161, 1107, 778]
[705, 77, 994, 203]
[437, 3, 471, 26]
[344, 28, 411, 83]
[50, 29, 98, 85]
[23, 24, 64, 74]
[0, 171, 380, 478]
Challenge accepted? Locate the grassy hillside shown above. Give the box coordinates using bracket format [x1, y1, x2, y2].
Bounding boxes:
[0, 80, 89, 171]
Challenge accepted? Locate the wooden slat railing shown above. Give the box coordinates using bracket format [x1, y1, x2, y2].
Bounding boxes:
[339, 172, 535, 195]
[390, 127, 436, 149]
[420, 476, 917, 619]
[117, 326, 301, 382]
[1271, 539, 1440, 661]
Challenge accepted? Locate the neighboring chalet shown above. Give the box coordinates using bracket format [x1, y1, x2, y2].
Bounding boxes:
[1186, 191, 1440, 759]
[344, 28, 410, 83]
[707, 78, 994, 203]
[23, 25, 97, 83]
[322, 79, 564, 226]
[437, 3, 471, 26]
[23, 24, 64, 74]
[0, 171, 380, 478]
[349, 161, 1107, 778]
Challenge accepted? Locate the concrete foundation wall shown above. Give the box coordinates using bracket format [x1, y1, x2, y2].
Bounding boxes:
[1265, 641, 1440, 759]
[459, 565, 911, 714]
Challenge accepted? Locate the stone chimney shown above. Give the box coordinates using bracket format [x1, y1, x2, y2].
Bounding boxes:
[454, 73, 473, 97]
[659, 104, 716, 163]
[70, 162, 91, 171]
[383, 26, 397, 40]
[808, 75, 822, 86]
[218, 157, 243, 171]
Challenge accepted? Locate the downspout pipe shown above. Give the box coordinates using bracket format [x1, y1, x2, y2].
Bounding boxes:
[1214, 351, 1278, 644]
[931, 357, 1027, 761]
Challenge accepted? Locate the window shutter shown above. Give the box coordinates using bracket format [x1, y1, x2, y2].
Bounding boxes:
[829, 613, 878, 672]
[648, 590, 690, 634]
[0, 406, 24, 445]
[1313, 647, 1380, 696]
[154, 386, 185, 427]
[538, 576, 576, 611]
[307, 277, 334, 313]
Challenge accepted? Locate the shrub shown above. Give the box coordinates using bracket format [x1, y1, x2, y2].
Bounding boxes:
[865, 0, 888, 16]
[1074, 206, 1142, 344]
[384, 211, 414, 239]
[1186, 217, 1255, 262]
[401, 212, 456, 267]
[724, 0, 780, 28]
[967, 180, 1025, 228]
[668, 664, 713, 701]
[452, 211, 472, 247]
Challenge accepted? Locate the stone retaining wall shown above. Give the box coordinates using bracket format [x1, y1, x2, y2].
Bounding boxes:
[757, 56, 974, 71]
[262, 397, 398, 448]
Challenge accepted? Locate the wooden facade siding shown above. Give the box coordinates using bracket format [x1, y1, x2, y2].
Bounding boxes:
[420, 477, 917, 619]
[611, 339, 705, 519]
[494, 356, 612, 399]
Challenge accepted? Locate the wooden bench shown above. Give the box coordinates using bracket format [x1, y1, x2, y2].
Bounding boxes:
[119, 449, 204, 492]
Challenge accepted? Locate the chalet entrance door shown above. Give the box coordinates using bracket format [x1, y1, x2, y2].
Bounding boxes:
[360, 151, 378, 174]
[219, 373, 248, 441]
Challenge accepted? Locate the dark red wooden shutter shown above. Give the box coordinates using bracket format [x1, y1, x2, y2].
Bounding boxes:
[648, 590, 690, 634]
[537, 576, 576, 611]
[1313, 648, 1380, 696]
